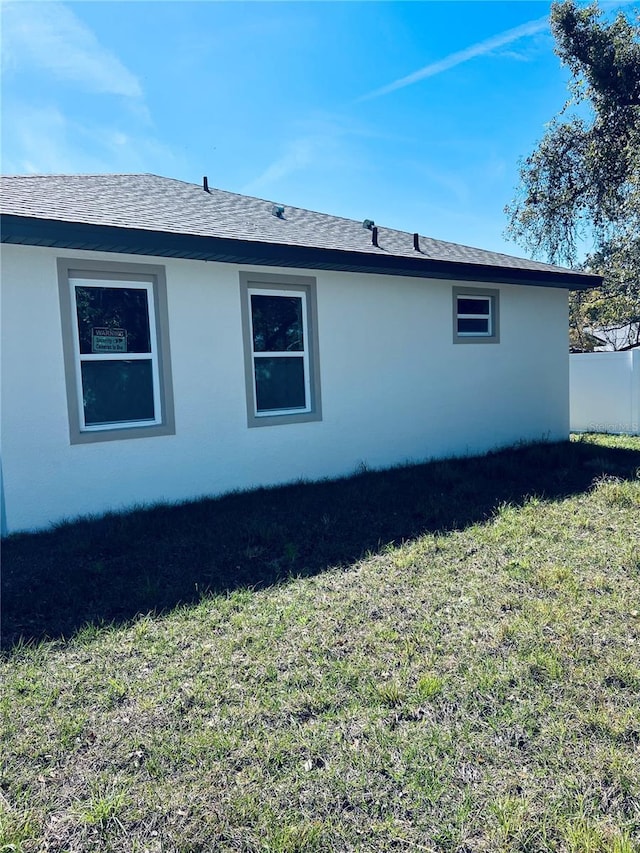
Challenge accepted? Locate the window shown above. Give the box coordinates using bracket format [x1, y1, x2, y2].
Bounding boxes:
[453, 286, 500, 344]
[240, 272, 322, 427]
[58, 259, 175, 443]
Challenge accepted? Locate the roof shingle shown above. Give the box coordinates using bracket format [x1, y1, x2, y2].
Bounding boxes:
[0, 173, 595, 286]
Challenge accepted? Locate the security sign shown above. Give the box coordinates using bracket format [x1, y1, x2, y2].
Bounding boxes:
[92, 327, 127, 353]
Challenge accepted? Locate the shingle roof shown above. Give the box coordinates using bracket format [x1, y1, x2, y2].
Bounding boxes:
[0, 173, 598, 289]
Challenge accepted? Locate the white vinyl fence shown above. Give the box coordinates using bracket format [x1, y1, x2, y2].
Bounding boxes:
[570, 348, 640, 435]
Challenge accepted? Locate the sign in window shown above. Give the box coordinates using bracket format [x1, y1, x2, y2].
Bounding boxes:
[72, 281, 160, 429]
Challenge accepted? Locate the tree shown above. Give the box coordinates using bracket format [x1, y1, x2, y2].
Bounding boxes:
[505, 0, 640, 350]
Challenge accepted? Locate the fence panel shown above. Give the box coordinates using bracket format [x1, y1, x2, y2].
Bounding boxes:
[570, 349, 640, 435]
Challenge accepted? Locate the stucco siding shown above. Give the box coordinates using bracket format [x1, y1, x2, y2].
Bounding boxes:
[1, 244, 570, 533]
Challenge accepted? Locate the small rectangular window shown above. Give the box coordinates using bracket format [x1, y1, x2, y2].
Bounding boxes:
[58, 259, 175, 444]
[453, 287, 500, 344]
[240, 273, 322, 427]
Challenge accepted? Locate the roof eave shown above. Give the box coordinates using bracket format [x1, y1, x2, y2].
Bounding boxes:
[0, 215, 601, 290]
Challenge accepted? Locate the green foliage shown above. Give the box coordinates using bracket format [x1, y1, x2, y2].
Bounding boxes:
[0, 804, 37, 852]
[77, 784, 129, 831]
[506, 1, 640, 350]
[571, 201, 640, 350]
[416, 673, 443, 700]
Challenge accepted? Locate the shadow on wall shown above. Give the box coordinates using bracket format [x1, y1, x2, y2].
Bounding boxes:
[2, 438, 640, 651]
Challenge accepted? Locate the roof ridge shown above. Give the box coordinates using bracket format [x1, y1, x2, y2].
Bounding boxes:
[0, 172, 591, 280]
[1, 173, 368, 225]
[1, 172, 159, 180]
[200, 183, 572, 268]
[0, 173, 573, 270]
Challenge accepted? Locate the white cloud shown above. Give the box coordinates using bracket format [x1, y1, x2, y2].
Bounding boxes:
[415, 163, 471, 208]
[0, 2, 183, 176]
[1, 103, 184, 175]
[1, 1, 142, 98]
[242, 115, 366, 195]
[600, 0, 639, 9]
[491, 49, 532, 62]
[242, 110, 427, 199]
[243, 138, 318, 193]
[358, 15, 550, 101]
[1, 105, 89, 174]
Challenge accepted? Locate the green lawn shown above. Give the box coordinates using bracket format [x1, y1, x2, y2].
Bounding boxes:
[2, 435, 639, 852]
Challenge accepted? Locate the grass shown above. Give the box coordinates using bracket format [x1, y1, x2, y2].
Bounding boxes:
[1, 434, 639, 851]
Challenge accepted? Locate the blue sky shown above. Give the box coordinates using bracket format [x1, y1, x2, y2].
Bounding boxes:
[1, 1, 633, 257]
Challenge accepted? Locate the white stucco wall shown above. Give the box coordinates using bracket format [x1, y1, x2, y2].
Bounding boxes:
[1, 244, 570, 533]
[570, 350, 640, 435]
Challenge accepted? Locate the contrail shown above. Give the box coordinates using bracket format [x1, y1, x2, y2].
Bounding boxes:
[358, 15, 549, 102]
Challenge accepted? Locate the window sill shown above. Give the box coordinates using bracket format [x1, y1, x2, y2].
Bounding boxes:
[71, 422, 176, 444]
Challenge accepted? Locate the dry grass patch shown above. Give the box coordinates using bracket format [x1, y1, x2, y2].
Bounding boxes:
[2, 435, 640, 851]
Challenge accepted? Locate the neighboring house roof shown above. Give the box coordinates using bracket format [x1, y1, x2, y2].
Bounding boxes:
[589, 323, 640, 351]
[0, 173, 600, 290]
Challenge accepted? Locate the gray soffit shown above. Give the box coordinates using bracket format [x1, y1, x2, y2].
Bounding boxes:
[0, 174, 601, 290]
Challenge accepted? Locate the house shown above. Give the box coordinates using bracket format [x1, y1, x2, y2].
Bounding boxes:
[0, 173, 600, 534]
[589, 323, 640, 352]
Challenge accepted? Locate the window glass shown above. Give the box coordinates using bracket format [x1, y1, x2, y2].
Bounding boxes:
[60, 263, 174, 443]
[254, 357, 306, 411]
[81, 360, 155, 425]
[75, 286, 151, 354]
[251, 294, 303, 352]
[458, 317, 490, 334]
[71, 280, 159, 430]
[457, 297, 490, 316]
[241, 274, 321, 427]
[453, 287, 499, 344]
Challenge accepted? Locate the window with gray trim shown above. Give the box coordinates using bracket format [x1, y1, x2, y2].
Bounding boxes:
[58, 259, 175, 444]
[453, 286, 500, 344]
[240, 272, 322, 427]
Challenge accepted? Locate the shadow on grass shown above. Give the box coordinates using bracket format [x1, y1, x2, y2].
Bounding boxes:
[2, 437, 639, 651]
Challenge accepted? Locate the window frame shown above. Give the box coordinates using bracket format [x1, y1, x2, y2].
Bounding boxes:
[248, 287, 311, 417]
[452, 286, 500, 344]
[58, 258, 175, 444]
[240, 272, 322, 428]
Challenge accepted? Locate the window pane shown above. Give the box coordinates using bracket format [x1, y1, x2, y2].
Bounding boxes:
[458, 318, 490, 334]
[81, 360, 155, 425]
[457, 297, 490, 316]
[251, 295, 303, 352]
[254, 357, 306, 411]
[76, 286, 151, 354]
